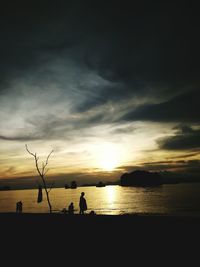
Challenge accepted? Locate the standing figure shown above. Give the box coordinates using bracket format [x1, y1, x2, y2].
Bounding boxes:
[16, 201, 23, 213]
[79, 192, 87, 214]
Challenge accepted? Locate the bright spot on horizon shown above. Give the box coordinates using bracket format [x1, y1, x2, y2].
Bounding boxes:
[95, 143, 121, 171]
[100, 156, 118, 171]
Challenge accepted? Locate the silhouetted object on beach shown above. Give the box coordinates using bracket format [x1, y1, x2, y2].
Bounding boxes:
[70, 181, 77, 189]
[96, 181, 106, 187]
[68, 202, 74, 215]
[16, 201, 23, 213]
[61, 208, 67, 214]
[64, 184, 69, 189]
[120, 170, 162, 187]
[79, 192, 87, 214]
[26, 145, 54, 213]
[89, 210, 96, 215]
[37, 186, 43, 203]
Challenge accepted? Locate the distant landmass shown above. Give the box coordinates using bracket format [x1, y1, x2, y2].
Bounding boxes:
[0, 170, 200, 191]
[120, 170, 163, 187]
[0, 186, 11, 191]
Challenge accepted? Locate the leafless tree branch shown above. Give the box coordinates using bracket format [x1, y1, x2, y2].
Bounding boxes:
[48, 181, 55, 193]
[25, 144, 54, 213]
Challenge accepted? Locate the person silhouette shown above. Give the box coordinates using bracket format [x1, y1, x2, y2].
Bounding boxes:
[16, 201, 23, 213]
[89, 210, 96, 215]
[79, 192, 87, 214]
[68, 202, 74, 215]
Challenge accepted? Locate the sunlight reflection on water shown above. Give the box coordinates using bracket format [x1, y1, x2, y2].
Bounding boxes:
[1, 184, 200, 215]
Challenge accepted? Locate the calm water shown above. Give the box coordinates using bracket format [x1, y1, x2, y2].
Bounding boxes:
[1, 183, 200, 216]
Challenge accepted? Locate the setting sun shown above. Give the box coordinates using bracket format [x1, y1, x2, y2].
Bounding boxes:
[100, 156, 118, 171]
[95, 143, 121, 171]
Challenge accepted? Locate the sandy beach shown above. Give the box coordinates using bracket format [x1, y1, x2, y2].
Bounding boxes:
[1, 213, 199, 264]
[1, 212, 200, 238]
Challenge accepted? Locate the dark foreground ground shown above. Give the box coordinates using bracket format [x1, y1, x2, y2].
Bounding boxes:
[1, 212, 200, 232]
[0, 213, 200, 264]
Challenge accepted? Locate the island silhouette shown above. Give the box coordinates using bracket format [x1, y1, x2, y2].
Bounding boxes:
[120, 170, 162, 187]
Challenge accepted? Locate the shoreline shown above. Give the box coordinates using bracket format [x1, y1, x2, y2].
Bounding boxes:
[1, 211, 200, 218]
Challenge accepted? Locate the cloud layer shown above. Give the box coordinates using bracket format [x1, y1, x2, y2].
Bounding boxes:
[0, 1, 200, 183]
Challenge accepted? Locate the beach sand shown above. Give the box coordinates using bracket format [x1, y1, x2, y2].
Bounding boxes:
[1, 212, 200, 239]
[0, 213, 199, 263]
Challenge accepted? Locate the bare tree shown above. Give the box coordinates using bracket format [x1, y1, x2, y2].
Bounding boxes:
[26, 145, 54, 213]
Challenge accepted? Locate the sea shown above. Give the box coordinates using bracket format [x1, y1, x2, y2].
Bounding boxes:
[1, 183, 200, 216]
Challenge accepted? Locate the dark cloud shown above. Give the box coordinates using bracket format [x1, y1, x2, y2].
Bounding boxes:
[0, 1, 90, 89]
[158, 126, 200, 150]
[169, 152, 200, 159]
[81, 2, 200, 112]
[121, 89, 200, 123]
[79, 2, 200, 113]
[0, 135, 39, 141]
[1, 1, 200, 99]
[85, 3, 199, 83]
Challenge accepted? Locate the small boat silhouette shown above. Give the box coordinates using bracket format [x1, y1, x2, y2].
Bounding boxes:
[96, 181, 106, 187]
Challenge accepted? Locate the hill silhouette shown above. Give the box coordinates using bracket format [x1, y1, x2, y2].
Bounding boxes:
[120, 170, 162, 187]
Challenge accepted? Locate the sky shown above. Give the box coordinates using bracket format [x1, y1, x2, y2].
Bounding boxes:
[0, 1, 200, 188]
